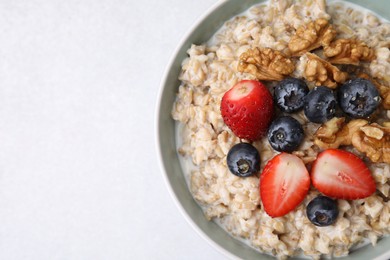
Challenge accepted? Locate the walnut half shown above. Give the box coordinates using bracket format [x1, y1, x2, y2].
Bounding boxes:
[238, 47, 295, 81]
[288, 18, 337, 56]
[323, 39, 376, 65]
[378, 84, 390, 109]
[303, 53, 348, 88]
[352, 123, 390, 163]
[314, 118, 390, 163]
[314, 117, 368, 149]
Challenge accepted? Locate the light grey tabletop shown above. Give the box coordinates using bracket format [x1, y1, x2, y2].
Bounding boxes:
[0, 0, 225, 259]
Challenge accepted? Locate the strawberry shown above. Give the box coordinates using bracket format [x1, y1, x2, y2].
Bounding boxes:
[311, 149, 376, 200]
[260, 153, 310, 218]
[220, 80, 273, 141]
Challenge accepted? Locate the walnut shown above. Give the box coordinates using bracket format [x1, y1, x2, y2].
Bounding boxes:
[378, 84, 390, 109]
[237, 47, 295, 81]
[351, 122, 390, 163]
[323, 39, 376, 65]
[288, 18, 337, 56]
[316, 118, 390, 163]
[292, 150, 317, 165]
[303, 53, 349, 88]
[314, 117, 368, 149]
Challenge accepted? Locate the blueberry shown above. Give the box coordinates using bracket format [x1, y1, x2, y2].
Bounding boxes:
[338, 78, 381, 118]
[304, 86, 337, 123]
[306, 196, 339, 227]
[227, 143, 260, 177]
[267, 116, 304, 153]
[274, 78, 309, 113]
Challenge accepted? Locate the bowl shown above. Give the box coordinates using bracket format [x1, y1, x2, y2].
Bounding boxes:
[156, 1, 390, 259]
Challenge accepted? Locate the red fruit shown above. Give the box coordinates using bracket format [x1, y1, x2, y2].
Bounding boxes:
[260, 153, 310, 218]
[311, 149, 376, 200]
[220, 80, 273, 141]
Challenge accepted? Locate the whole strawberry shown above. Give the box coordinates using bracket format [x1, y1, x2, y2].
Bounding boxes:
[220, 80, 273, 141]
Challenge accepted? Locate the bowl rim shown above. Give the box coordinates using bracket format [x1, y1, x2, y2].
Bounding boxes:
[155, 1, 390, 259]
[155, 1, 238, 259]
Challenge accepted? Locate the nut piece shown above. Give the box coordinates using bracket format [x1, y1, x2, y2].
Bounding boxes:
[377, 84, 390, 109]
[314, 117, 368, 149]
[323, 39, 376, 65]
[238, 47, 295, 81]
[352, 122, 390, 163]
[303, 53, 348, 88]
[315, 118, 390, 163]
[288, 18, 337, 56]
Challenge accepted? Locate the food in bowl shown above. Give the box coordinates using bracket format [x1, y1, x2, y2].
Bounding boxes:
[171, 0, 390, 258]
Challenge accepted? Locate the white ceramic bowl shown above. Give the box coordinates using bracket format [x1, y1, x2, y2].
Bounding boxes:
[156, 1, 390, 259]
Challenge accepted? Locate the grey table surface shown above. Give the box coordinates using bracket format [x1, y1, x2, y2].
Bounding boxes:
[0, 0, 225, 259]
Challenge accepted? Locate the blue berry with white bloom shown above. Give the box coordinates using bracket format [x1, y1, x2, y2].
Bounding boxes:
[304, 86, 337, 123]
[338, 78, 381, 118]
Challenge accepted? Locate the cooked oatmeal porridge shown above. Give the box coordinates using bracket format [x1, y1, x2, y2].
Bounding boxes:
[171, 0, 390, 259]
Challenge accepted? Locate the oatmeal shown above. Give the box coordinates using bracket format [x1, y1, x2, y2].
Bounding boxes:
[172, 0, 390, 259]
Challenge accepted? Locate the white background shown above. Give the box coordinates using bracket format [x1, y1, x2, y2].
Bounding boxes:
[0, 0, 225, 259]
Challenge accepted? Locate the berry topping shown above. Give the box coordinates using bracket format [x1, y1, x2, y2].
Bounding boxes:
[221, 80, 274, 141]
[338, 78, 381, 118]
[274, 78, 309, 113]
[306, 196, 339, 227]
[267, 116, 304, 153]
[260, 153, 310, 217]
[227, 143, 260, 177]
[311, 149, 376, 200]
[304, 86, 337, 124]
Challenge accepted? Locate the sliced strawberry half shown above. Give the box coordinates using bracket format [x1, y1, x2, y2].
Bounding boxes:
[311, 149, 376, 200]
[260, 153, 310, 218]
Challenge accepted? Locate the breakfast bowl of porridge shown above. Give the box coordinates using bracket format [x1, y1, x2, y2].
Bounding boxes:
[156, 0, 390, 259]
